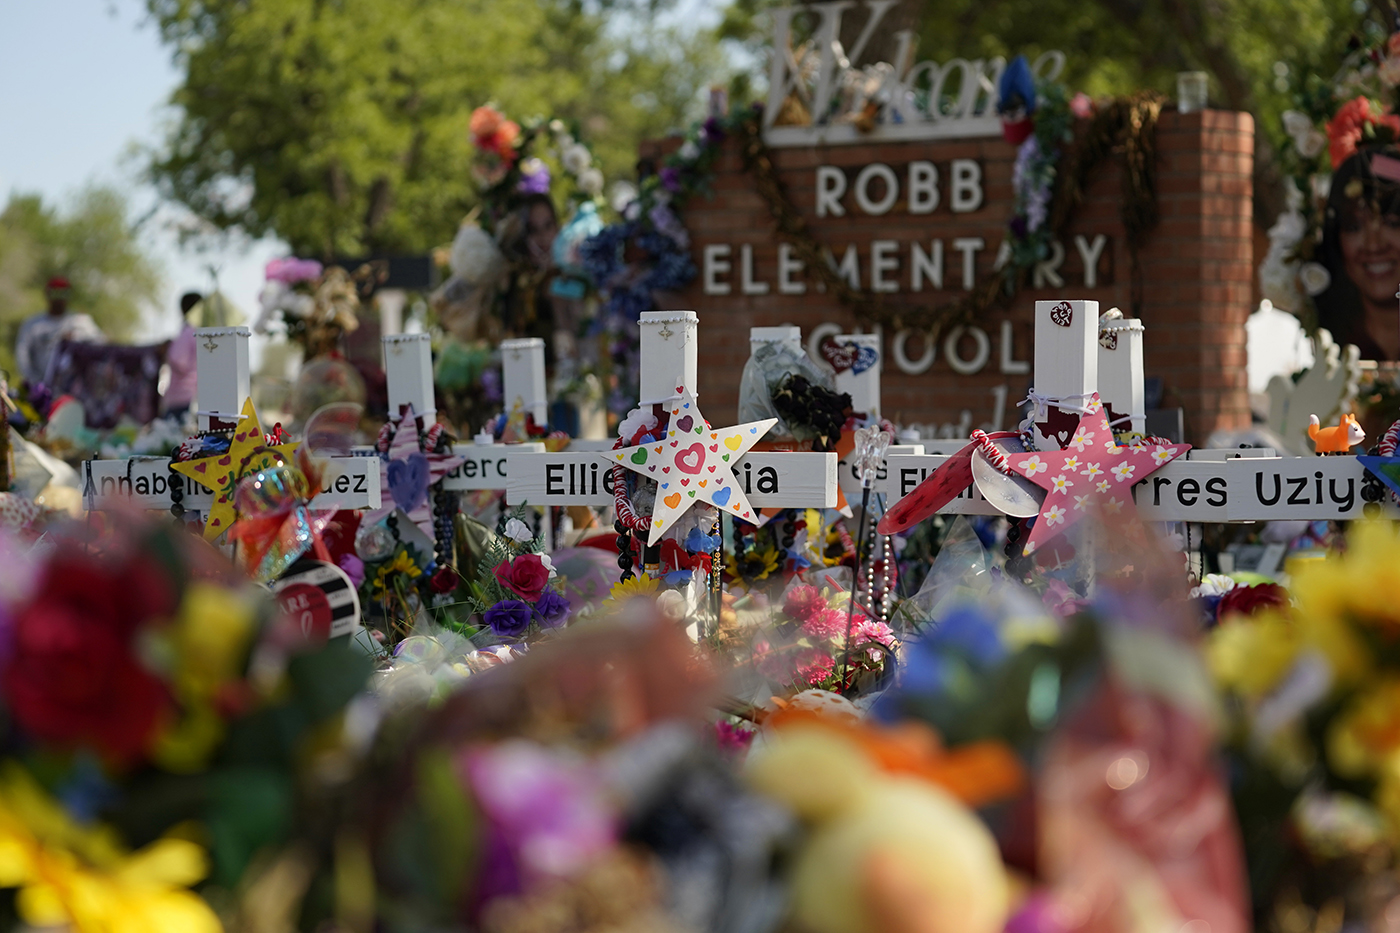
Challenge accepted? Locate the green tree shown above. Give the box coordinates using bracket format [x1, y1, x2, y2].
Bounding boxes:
[0, 187, 164, 378]
[145, 0, 729, 259]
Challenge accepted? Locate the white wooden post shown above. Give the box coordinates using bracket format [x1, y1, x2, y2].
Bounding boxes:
[501, 337, 548, 425]
[832, 332, 881, 419]
[1098, 316, 1145, 435]
[382, 333, 436, 418]
[639, 311, 698, 403]
[1030, 300, 1098, 451]
[194, 326, 250, 432]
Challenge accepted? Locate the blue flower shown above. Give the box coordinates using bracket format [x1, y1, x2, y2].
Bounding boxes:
[997, 54, 1037, 115]
[533, 590, 571, 629]
[684, 526, 720, 553]
[485, 599, 532, 637]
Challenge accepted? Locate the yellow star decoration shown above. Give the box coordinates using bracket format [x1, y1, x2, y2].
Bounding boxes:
[171, 398, 299, 541]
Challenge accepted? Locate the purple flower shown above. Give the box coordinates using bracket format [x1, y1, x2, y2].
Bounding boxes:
[337, 553, 365, 588]
[659, 166, 682, 193]
[533, 590, 570, 629]
[701, 117, 726, 145]
[481, 368, 503, 403]
[647, 203, 690, 248]
[485, 599, 532, 637]
[517, 157, 552, 195]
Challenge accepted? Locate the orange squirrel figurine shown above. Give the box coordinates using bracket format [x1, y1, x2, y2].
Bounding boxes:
[1308, 413, 1365, 454]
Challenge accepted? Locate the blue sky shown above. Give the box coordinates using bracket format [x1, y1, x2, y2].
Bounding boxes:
[0, 0, 283, 341]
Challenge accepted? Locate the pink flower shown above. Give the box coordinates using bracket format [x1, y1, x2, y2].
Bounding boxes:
[782, 585, 825, 622]
[714, 720, 756, 754]
[265, 257, 323, 284]
[1070, 92, 1094, 119]
[794, 648, 837, 687]
[802, 607, 850, 641]
[853, 618, 894, 646]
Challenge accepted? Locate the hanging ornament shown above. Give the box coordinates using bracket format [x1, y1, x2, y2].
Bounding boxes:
[1005, 393, 1189, 556]
[604, 384, 776, 545]
[171, 398, 299, 540]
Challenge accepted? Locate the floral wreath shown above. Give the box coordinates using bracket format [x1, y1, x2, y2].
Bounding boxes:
[1260, 22, 1400, 327]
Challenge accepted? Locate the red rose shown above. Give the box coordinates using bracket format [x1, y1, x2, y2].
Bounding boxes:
[1217, 582, 1288, 620]
[1327, 96, 1400, 168]
[429, 566, 459, 595]
[492, 553, 550, 602]
[3, 553, 177, 764]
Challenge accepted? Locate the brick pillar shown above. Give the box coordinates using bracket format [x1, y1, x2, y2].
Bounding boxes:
[1141, 110, 1254, 443]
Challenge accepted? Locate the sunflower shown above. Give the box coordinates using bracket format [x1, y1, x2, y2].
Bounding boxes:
[602, 574, 661, 607]
[372, 550, 423, 594]
[739, 545, 781, 582]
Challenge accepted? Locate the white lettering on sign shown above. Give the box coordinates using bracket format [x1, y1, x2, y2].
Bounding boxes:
[854, 163, 899, 215]
[703, 244, 732, 295]
[700, 233, 1110, 297]
[506, 450, 838, 509]
[816, 165, 847, 217]
[908, 161, 939, 214]
[950, 160, 984, 213]
[815, 161, 982, 219]
[764, 1, 1066, 147]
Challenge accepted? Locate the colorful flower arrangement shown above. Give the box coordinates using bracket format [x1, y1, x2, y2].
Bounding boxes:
[465, 513, 571, 640]
[0, 518, 372, 932]
[252, 259, 363, 359]
[1208, 521, 1400, 902]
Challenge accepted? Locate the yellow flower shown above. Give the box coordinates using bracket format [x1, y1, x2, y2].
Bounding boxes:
[1328, 678, 1400, 778]
[373, 551, 422, 594]
[1207, 610, 1301, 698]
[150, 584, 258, 774]
[0, 766, 220, 933]
[603, 574, 660, 606]
[743, 546, 781, 581]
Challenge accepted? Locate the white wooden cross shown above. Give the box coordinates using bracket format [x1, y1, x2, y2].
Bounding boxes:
[877, 299, 1396, 524]
[82, 327, 380, 513]
[504, 312, 840, 510]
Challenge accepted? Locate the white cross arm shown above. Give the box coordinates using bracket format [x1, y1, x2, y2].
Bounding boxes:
[504, 450, 839, 509]
[82, 457, 381, 511]
[878, 452, 1395, 523]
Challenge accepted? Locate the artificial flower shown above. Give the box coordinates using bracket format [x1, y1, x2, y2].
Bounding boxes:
[1282, 110, 1327, 159]
[493, 553, 551, 602]
[533, 590, 571, 629]
[504, 517, 535, 544]
[560, 143, 592, 175]
[1218, 582, 1288, 620]
[739, 545, 781, 582]
[803, 608, 851, 641]
[603, 574, 660, 606]
[338, 553, 365, 588]
[783, 585, 826, 622]
[429, 566, 459, 595]
[485, 599, 533, 638]
[1326, 95, 1400, 168]
[3, 551, 177, 765]
[0, 765, 219, 933]
[1298, 261, 1331, 296]
[264, 256, 323, 285]
[372, 551, 423, 595]
[577, 167, 604, 196]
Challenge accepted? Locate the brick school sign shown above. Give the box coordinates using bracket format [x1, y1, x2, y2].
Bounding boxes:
[650, 109, 1254, 446]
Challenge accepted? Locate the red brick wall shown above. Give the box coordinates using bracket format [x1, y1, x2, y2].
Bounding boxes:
[650, 109, 1253, 446]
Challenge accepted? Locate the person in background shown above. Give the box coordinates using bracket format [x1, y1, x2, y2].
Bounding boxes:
[163, 291, 202, 417]
[14, 277, 103, 391]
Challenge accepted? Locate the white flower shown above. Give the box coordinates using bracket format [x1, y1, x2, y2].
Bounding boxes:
[1190, 573, 1238, 599]
[1069, 428, 1094, 452]
[1111, 461, 1136, 482]
[678, 140, 701, 162]
[548, 119, 566, 134]
[1073, 494, 1091, 512]
[1096, 479, 1111, 493]
[609, 181, 638, 213]
[1081, 462, 1103, 479]
[1129, 439, 1149, 453]
[561, 143, 592, 175]
[1104, 497, 1124, 514]
[1282, 110, 1326, 158]
[1019, 455, 1048, 477]
[577, 167, 604, 195]
[1151, 446, 1178, 465]
[540, 553, 558, 579]
[1298, 261, 1331, 297]
[1044, 505, 1067, 526]
[504, 518, 534, 543]
[1062, 456, 1080, 471]
[1050, 474, 1074, 494]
